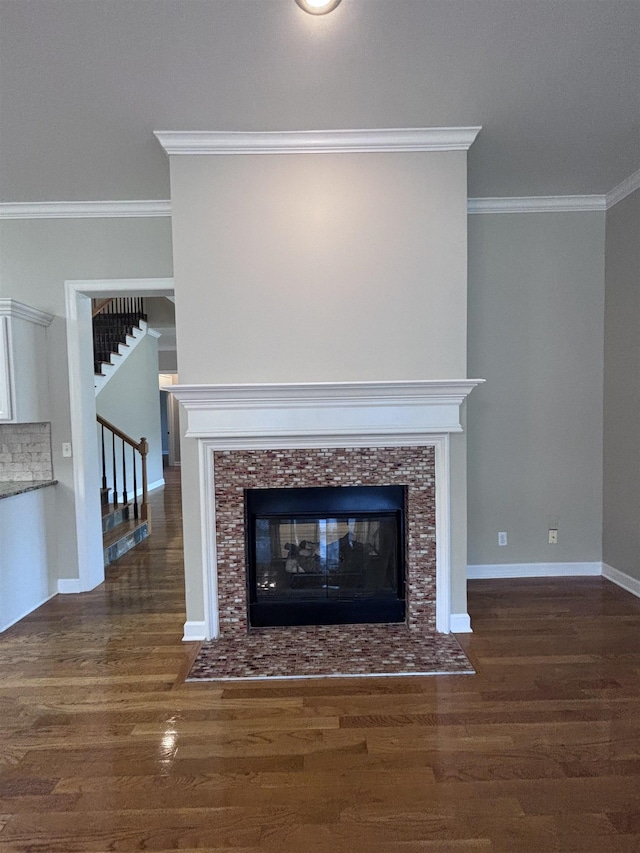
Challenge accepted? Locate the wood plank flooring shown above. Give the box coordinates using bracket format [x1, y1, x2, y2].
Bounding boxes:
[1, 466, 640, 851]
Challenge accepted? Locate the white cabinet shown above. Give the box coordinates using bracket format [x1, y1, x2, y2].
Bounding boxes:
[0, 300, 54, 423]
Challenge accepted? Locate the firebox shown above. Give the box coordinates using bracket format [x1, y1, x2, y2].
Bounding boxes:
[245, 485, 406, 627]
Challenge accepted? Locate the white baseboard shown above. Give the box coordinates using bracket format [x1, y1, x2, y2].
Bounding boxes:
[450, 612, 472, 633]
[468, 562, 602, 580]
[183, 620, 207, 642]
[602, 562, 640, 599]
[57, 578, 82, 594]
[103, 478, 165, 502]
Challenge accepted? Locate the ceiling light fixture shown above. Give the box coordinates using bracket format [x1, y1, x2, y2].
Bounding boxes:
[295, 0, 342, 15]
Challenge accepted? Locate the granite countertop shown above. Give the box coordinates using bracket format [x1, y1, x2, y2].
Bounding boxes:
[0, 480, 58, 501]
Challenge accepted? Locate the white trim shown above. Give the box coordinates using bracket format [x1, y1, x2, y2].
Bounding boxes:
[57, 578, 82, 594]
[65, 282, 105, 592]
[0, 591, 57, 634]
[147, 327, 162, 339]
[197, 433, 452, 638]
[183, 621, 207, 642]
[102, 478, 165, 503]
[66, 278, 175, 296]
[0, 317, 12, 421]
[467, 562, 602, 579]
[100, 479, 166, 502]
[169, 380, 484, 442]
[2, 171, 635, 224]
[449, 613, 472, 633]
[433, 434, 451, 633]
[468, 195, 606, 214]
[606, 168, 640, 210]
[0, 200, 171, 220]
[200, 441, 219, 641]
[65, 278, 175, 595]
[0, 298, 54, 327]
[1, 165, 636, 223]
[602, 562, 640, 599]
[154, 127, 482, 156]
[167, 387, 180, 467]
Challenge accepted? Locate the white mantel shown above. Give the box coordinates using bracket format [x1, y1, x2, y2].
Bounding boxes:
[168, 379, 484, 448]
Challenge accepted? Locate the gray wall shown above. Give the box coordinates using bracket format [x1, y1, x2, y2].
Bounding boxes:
[170, 150, 471, 624]
[603, 189, 640, 578]
[0, 217, 173, 582]
[171, 151, 469, 383]
[0, 197, 630, 619]
[96, 331, 164, 497]
[467, 211, 605, 566]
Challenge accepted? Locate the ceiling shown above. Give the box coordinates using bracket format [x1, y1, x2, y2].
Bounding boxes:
[0, 0, 638, 203]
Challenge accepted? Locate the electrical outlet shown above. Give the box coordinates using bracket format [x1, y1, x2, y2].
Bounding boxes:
[498, 531, 507, 547]
[548, 528, 558, 545]
[62, 442, 72, 458]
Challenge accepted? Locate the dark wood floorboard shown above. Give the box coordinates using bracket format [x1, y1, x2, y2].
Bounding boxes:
[1, 465, 640, 851]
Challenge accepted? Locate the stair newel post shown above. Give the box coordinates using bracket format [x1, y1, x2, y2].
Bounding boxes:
[139, 436, 151, 533]
[132, 445, 139, 520]
[121, 437, 128, 506]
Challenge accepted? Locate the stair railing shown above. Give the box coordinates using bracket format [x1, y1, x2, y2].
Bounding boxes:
[92, 297, 147, 375]
[97, 414, 151, 533]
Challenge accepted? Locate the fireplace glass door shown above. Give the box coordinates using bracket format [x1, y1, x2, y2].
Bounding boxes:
[246, 486, 405, 627]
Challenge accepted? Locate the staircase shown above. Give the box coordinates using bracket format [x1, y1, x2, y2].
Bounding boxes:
[93, 297, 148, 394]
[102, 495, 150, 566]
[93, 299, 152, 565]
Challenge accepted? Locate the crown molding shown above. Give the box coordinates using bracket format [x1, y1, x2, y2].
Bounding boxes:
[606, 168, 640, 210]
[154, 127, 482, 156]
[2, 168, 635, 221]
[468, 195, 606, 214]
[0, 200, 171, 220]
[0, 298, 54, 326]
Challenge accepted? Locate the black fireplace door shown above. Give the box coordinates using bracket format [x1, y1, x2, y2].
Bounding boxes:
[246, 485, 406, 627]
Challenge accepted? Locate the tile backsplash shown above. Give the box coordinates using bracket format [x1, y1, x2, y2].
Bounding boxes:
[0, 422, 53, 481]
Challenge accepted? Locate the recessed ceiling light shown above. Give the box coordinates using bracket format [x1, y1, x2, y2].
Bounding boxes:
[295, 0, 342, 15]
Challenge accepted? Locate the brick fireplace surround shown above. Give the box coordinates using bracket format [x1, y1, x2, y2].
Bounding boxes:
[214, 445, 436, 635]
[169, 379, 482, 643]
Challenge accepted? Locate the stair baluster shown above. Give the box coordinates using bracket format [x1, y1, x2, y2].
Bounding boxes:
[121, 438, 128, 506]
[97, 414, 151, 534]
[92, 297, 147, 378]
[112, 430, 118, 508]
[100, 424, 107, 492]
[132, 445, 139, 520]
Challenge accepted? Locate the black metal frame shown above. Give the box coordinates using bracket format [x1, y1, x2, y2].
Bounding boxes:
[245, 485, 407, 628]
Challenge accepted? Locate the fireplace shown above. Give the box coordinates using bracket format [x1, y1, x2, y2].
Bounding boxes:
[246, 485, 406, 627]
[168, 379, 483, 640]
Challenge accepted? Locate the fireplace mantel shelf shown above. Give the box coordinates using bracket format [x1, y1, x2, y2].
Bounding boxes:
[167, 379, 484, 446]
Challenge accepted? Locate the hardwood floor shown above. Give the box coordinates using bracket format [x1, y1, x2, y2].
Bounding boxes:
[1, 466, 640, 851]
